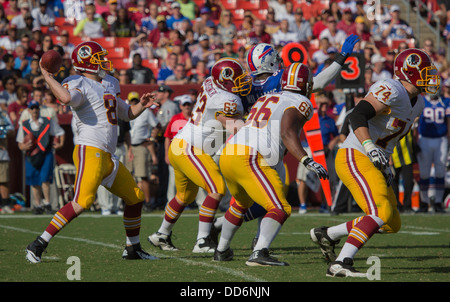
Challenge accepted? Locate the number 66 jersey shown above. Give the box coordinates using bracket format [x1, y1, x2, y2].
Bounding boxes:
[62, 74, 130, 155]
[341, 78, 425, 156]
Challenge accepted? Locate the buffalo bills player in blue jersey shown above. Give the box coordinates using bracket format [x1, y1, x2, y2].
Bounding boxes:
[416, 92, 450, 213]
[211, 35, 361, 245]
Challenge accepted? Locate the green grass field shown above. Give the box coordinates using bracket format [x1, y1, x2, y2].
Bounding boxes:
[1, 210, 449, 285]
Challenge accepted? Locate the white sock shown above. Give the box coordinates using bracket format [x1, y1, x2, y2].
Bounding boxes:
[217, 218, 240, 252]
[40, 231, 52, 243]
[126, 235, 140, 246]
[253, 217, 282, 251]
[197, 221, 211, 240]
[336, 242, 359, 262]
[327, 222, 349, 241]
[158, 220, 174, 236]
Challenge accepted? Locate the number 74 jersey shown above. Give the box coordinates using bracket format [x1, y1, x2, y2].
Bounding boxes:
[341, 79, 425, 156]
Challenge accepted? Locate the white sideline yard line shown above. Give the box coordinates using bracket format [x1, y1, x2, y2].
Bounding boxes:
[0, 223, 267, 282]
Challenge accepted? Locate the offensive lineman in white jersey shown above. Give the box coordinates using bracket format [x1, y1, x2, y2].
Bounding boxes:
[215, 63, 328, 266]
[26, 41, 158, 263]
[310, 48, 441, 277]
[148, 58, 252, 253]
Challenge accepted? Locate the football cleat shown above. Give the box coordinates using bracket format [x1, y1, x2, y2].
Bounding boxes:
[245, 248, 289, 267]
[148, 232, 178, 251]
[192, 236, 216, 253]
[310, 226, 340, 262]
[213, 248, 234, 261]
[26, 236, 48, 264]
[122, 243, 158, 260]
[326, 258, 367, 278]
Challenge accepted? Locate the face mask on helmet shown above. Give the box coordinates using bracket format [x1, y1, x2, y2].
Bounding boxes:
[417, 65, 440, 94]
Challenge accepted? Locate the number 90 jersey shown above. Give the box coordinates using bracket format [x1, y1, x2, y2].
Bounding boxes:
[341, 79, 425, 156]
[175, 77, 244, 156]
[228, 91, 314, 167]
[62, 74, 131, 155]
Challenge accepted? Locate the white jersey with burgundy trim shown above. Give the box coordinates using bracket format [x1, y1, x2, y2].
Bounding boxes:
[175, 77, 244, 156]
[340, 78, 425, 156]
[62, 74, 130, 155]
[228, 90, 314, 167]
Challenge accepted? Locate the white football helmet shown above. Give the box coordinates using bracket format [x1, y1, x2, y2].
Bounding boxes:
[246, 43, 283, 75]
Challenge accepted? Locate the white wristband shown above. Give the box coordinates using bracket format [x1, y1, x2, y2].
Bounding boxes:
[362, 139, 376, 153]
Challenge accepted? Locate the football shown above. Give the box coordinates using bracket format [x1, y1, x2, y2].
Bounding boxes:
[24, 132, 38, 156]
[40, 49, 63, 74]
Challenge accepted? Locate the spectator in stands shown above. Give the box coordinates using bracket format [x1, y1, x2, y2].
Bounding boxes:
[74, 4, 109, 38]
[29, 27, 44, 57]
[292, 9, 313, 42]
[422, 38, 438, 61]
[0, 25, 19, 54]
[111, 7, 137, 37]
[381, 5, 414, 40]
[263, 8, 279, 36]
[10, 1, 31, 30]
[298, 0, 326, 23]
[13, 44, 32, 78]
[41, 34, 55, 54]
[311, 37, 332, 70]
[18, 34, 35, 58]
[236, 45, 247, 69]
[179, 0, 198, 21]
[7, 85, 28, 130]
[202, 0, 221, 21]
[236, 12, 254, 39]
[191, 34, 218, 70]
[148, 15, 170, 49]
[204, 23, 221, 49]
[118, 69, 130, 84]
[0, 6, 9, 36]
[165, 63, 189, 85]
[140, 2, 159, 34]
[355, 16, 372, 43]
[95, 0, 111, 17]
[188, 59, 209, 83]
[329, 1, 343, 23]
[217, 10, 236, 42]
[312, 9, 331, 39]
[271, 18, 296, 47]
[0, 54, 21, 82]
[338, 0, 357, 14]
[371, 53, 392, 82]
[57, 30, 75, 59]
[193, 7, 215, 36]
[129, 32, 155, 60]
[319, 16, 347, 49]
[157, 52, 178, 84]
[164, 94, 194, 202]
[4, 0, 20, 22]
[0, 76, 18, 111]
[102, 0, 119, 27]
[269, 0, 287, 22]
[172, 39, 192, 71]
[221, 40, 238, 59]
[17, 100, 65, 214]
[337, 9, 357, 36]
[434, 48, 448, 73]
[24, 58, 42, 85]
[130, 0, 149, 29]
[249, 19, 272, 45]
[31, 0, 56, 28]
[167, 1, 191, 31]
[43, 90, 62, 115]
[126, 53, 156, 84]
[127, 91, 158, 211]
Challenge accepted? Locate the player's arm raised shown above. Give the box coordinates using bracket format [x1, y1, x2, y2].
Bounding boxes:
[40, 62, 72, 105]
[281, 107, 328, 180]
[128, 92, 157, 120]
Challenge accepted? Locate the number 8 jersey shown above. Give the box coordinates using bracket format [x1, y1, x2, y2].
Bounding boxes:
[62, 74, 131, 155]
[341, 78, 425, 156]
[175, 77, 244, 156]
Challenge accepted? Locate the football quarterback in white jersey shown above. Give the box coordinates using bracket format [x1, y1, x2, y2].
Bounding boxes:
[26, 41, 158, 264]
[148, 58, 252, 254]
[310, 48, 440, 277]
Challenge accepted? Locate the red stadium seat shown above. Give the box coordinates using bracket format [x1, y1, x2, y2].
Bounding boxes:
[115, 37, 133, 48]
[231, 9, 245, 20]
[106, 47, 128, 59]
[111, 58, 132, 70]
[92, 37, 116, 48]
[142, 58, 159, 76]
[222, 0, 237, 11]
[236, 0, 260, 10]
[252, 9, 268, 20]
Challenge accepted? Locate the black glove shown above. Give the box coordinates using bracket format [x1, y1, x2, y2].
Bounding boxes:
[302, 157, 329, 180]
[382, 167, 393, 187]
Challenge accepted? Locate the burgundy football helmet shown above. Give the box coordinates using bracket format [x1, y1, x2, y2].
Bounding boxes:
[280, 63, 313, 97]
[394, 48, 440, 94]
[210, 58, 252, 96]
[71, 41, 112, 78]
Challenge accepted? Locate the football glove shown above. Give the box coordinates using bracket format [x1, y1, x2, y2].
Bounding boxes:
[301, 156, 329, 180]
[363, 140, 389, 170]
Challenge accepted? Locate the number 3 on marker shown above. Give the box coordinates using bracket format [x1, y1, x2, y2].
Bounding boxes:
[341, 56, 361, 81]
